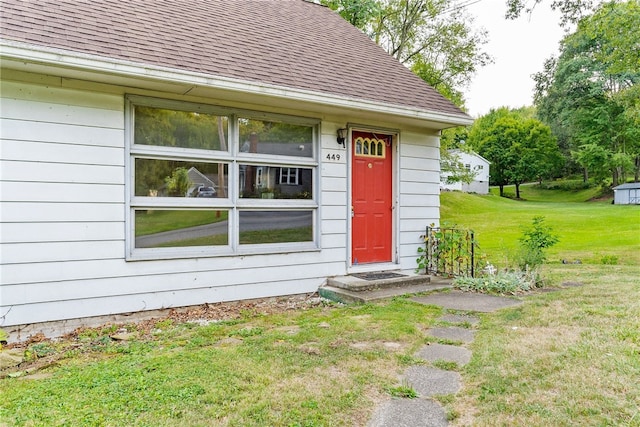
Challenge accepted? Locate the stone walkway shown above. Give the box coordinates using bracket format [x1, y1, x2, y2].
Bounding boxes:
[368, 291, 523, 427]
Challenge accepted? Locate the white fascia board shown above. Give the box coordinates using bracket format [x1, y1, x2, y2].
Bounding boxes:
[0, 40, 473, 128]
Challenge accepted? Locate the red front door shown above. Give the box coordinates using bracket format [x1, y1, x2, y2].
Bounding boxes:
[351, 131, 393, 264]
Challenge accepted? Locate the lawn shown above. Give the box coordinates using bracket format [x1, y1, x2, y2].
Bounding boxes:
[1, 188, 639, 426]
[0, 299, 444, 426]
[452, 264, 640, 427]
[440, 190, 640, 265]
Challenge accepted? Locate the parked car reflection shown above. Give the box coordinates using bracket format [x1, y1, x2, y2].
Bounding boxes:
[195, 185, 216, 197]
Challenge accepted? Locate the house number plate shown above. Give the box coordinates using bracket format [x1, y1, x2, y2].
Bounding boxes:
[325, 151, 344, 162]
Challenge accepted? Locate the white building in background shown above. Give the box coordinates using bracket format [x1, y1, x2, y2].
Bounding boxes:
[612, 183, 640, 205]
[441, 149, 490, 194]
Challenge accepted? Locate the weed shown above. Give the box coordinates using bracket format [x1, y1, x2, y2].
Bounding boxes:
[386, 383, 418, 398]
[231, 326, 264, 338]
[601, 255, 619, 265]
[24, 342, 56, 361]
[432, 360, 459, 371]
[154, 319, 174, 330]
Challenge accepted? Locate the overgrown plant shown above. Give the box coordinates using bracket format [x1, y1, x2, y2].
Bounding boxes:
[453, 268, 539, 294]
[516, 216, 559, 270]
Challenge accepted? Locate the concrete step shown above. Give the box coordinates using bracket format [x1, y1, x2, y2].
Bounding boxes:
[319, 279, 452, 304]
[327, 271, 432, 292]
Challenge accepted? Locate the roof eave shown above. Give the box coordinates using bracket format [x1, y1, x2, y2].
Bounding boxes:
[0, 40, 473, 128]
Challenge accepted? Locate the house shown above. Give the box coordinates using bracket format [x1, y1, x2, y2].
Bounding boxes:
[441, 150, 490, 194]
[0, 0, 472, 335]
[612, 183, 640, 205]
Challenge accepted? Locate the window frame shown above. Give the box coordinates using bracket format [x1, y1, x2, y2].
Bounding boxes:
[279, 167, 300, 185]
[125, 95, 320, 260]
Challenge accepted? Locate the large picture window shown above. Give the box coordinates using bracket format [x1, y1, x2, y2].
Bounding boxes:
[127, 96, 318, 259]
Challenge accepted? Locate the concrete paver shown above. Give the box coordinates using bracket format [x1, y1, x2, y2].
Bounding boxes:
[367, 398, 448, 427]
[403, 366, 461, 396]
[412, 290, 522, 312]
[438, 313, 480, 325]
[428, 326, 475, 343]
[415, 343, 472, 366]
[369, 290, 522, 426]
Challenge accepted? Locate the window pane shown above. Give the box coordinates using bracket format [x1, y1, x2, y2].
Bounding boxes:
[135, 210, 228, 248]
[239, 211, 313, 244]
[135, 159, 229, 198]
[239, 118, 313, 158]
[134, 106, 228, 151]
[238, 165, 312, 199]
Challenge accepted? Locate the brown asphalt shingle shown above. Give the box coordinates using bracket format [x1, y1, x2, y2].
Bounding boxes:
[0, 0, 468, 118]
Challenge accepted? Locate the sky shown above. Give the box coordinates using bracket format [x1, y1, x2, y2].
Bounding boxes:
[462, 0, 567, 117]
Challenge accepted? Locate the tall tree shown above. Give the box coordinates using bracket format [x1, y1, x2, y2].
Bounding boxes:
[468, 107, 562, 197]
[534, 1, 640, 186]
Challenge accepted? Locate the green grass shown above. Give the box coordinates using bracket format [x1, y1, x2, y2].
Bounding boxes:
[0, 299, 443, 426]
[2, 185, 639, 426]
[441, 190, 640, 265]
[154, 227, 313, 247]
[453, 264, 640, 426]
[136, 210, 228, 236]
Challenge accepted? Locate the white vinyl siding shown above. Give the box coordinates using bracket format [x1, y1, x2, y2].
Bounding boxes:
[0, 71, 445, 330]
[397, 132, 441, 270]
[0, 77, 349, 327]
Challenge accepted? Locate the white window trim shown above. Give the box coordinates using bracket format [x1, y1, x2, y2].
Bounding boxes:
[125, 95, 320, 261]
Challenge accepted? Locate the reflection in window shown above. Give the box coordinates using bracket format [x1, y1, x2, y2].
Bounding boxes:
[239, 211, 313, 244]
[238, 164, 312, 199]
[134, 159, 228, 198]
[238, 118, 313, 158]
[280, 168, 299, 185]
[134, 106, 228, 151]
[135, 210, 228, 248]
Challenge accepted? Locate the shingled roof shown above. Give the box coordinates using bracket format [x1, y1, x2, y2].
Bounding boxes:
[0, 0, 469, 120]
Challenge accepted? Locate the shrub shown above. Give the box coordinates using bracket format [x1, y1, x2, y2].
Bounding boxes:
[516, 216, 559, 270]
[453, 269, 539, 294]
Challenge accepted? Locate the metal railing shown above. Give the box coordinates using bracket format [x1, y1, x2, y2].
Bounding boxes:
[423, 226, 478, 277]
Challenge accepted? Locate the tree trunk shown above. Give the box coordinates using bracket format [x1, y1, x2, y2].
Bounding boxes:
[499, 184, 504, 197]
[583, 168, 588, 182]
[515, 183, 521, 199]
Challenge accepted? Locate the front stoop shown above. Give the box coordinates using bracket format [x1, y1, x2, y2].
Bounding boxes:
[319, 272, 452, 304]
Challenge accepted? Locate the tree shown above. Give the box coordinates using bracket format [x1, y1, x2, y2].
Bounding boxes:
[467, 108, 519, 196]
[468, 107, 562, 197]
[165, 167, 192, 197]
[505, 0, 595, 26]
[439, 127, 479, 185]
[322, 0, 491, 109]
[534, 1, 640, 186]
[507, 118, 564, 197]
